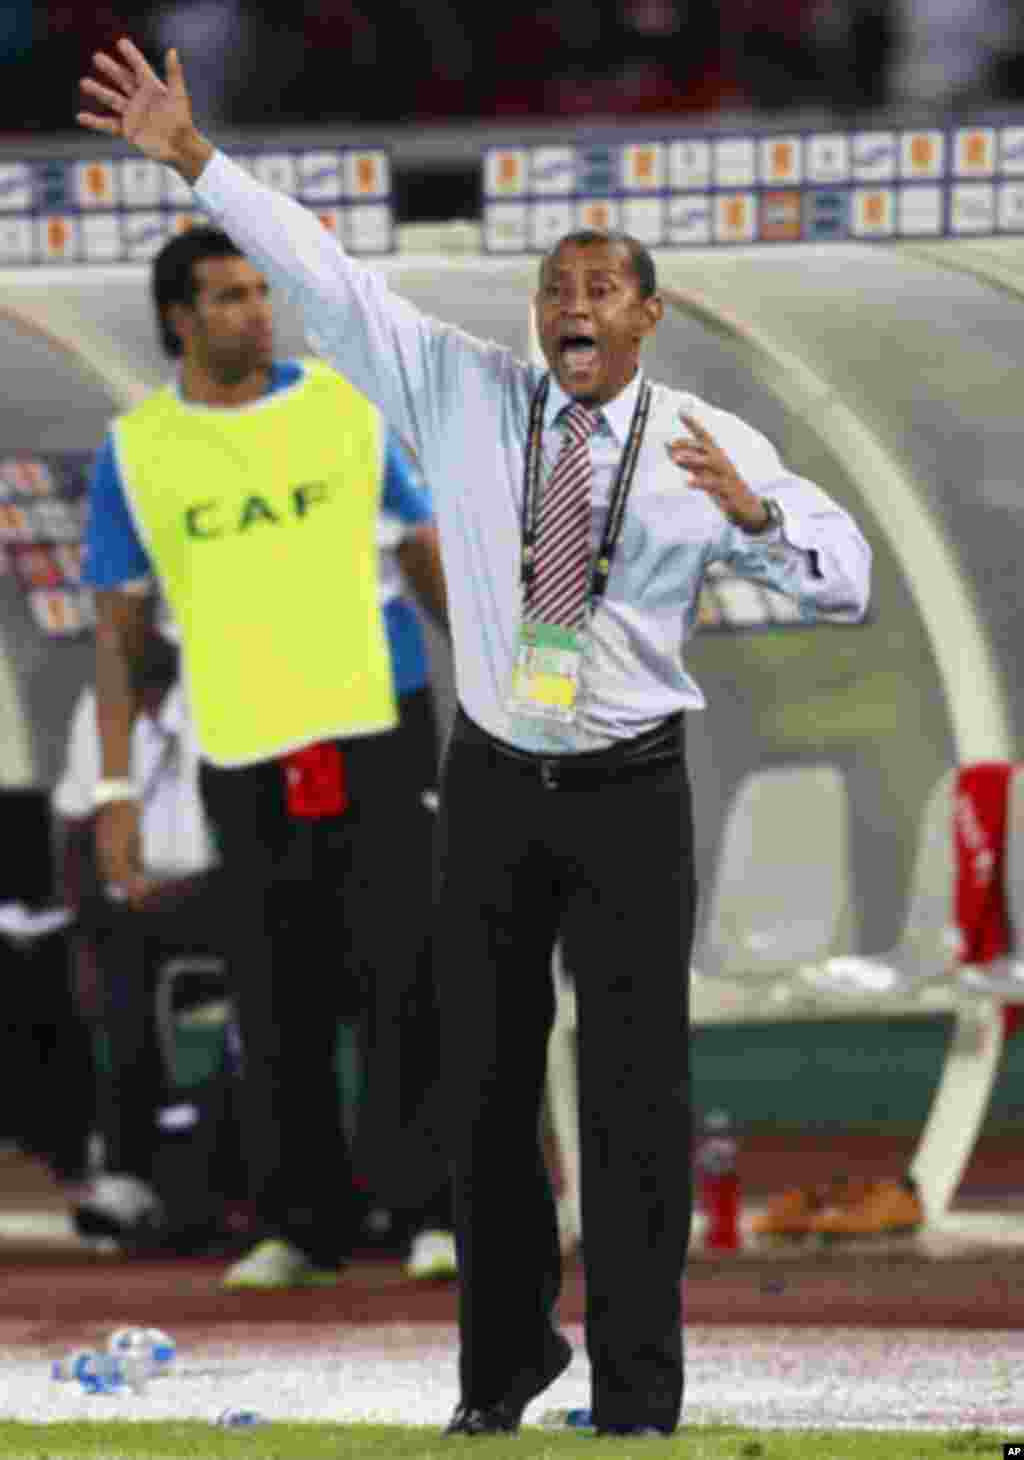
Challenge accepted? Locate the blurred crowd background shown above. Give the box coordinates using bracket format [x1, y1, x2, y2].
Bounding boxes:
[3, 1, 1024, 221]
[3, 0, 1024, 136]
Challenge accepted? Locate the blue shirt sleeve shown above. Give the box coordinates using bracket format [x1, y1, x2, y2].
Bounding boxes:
[381, 429, 432, 525]
[81, 433, 152, 588]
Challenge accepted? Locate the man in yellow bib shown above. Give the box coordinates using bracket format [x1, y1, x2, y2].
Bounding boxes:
[81, 225, 444, 1287]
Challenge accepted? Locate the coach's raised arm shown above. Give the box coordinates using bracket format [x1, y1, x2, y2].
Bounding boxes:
[78, 41, 456, 460]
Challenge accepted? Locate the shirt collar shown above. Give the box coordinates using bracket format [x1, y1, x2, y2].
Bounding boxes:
[544, 369, 645, 446]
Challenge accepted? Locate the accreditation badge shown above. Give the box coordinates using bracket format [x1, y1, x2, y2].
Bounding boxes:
[507, 620, 584, 725]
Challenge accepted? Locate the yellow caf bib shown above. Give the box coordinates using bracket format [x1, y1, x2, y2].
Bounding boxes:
[114, 359, 397, 766]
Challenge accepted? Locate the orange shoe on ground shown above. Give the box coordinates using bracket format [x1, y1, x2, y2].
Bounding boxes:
[750, 1184, 820, 1239]
[809, 1177, 924, 1240]
[751, 1175, 868, 1240]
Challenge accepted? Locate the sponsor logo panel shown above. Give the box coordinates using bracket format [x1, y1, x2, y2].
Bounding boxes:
[714, 192, 757, 243]
[898, 185, 944, 236]
[999, 127, 1024, 175]
[0, 217, 33, 264]
[954, 128, 996, 177]
[620, 196, 664, 244]
[576, 146, 618, 195]
[997, 181, 1024, 232]
[852, 131, 896, 180]
[345, 151, 390, 200]
[121, 212, 170, 260]
[759, 190, 801, 241]
[38, 214, 78, 263]
[851, 187, 894, 236]
[575, 197, 620, 231]
[529, 201, 573, 251]
[806, 134, 849, 183]
[81, 213, 122, 262]
[483, 202, 529, 252]
[485, 149, 528, 197]
[74, 160, 118, 209]
[0, 163, 32, 212]
[760, 136, 802, 185]
[900, 130, 945, 179]
[621, 142, 664, 192]
[529, 148, 574, 197]
[668, 140, 711, 190]
[803, 188, 848, 240]
[950, 183, 995, 233]
[714, 138, 756, 187]
[297, 151, 344, 203]
[119, 159, 163, 208]
[666, 194, 711, 245]
[251, 153, 298, 195]
[346, 204, 392, 253]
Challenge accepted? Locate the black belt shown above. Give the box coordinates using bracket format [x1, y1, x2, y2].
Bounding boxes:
[452, 706, 684, 790]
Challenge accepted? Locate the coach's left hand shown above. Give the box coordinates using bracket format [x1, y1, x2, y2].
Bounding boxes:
[667, 411, 769, 532]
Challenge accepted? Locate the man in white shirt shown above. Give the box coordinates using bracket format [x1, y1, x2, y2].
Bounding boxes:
[78, 46, 871, 1437]
[54, 630, 223, 1247]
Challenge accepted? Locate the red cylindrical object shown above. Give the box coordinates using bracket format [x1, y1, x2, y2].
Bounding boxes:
[700, 1169, 740, 1251]
[696, 1111, 741, 1252]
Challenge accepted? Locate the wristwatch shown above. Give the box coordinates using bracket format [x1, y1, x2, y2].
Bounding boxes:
[747, 496, 784, 536]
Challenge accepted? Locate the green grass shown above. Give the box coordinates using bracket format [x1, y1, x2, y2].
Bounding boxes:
[0, 1421, 1010, 1460]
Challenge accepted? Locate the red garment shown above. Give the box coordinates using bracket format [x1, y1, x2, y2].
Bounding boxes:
[953, 762, 1021, 1038]
[281, 741, 348, 819]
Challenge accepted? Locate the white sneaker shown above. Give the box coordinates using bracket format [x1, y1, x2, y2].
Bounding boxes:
[72, 1173, 164, 1243]
[220, 1238, 339, 1290]
[405, 1228, 458, 1281]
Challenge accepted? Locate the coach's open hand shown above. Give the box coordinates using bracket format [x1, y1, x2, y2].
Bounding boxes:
[77, 40, 213, 185]
[667, 411, 770, 532]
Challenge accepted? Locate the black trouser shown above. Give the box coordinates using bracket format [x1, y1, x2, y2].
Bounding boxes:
[437, 709, 696, 1433]
[198, 715, 436, 1268]
[350, 685, 451, 1228]
[1, 926, 95, 1182]
[84, 877, 227, 1183]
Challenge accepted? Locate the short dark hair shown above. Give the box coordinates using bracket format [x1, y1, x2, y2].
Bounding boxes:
[151, 226, 244, 357]
[542, 230, 657, 299]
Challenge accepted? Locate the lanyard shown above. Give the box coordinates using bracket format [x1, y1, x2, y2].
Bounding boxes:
[521, 373, 653, 613]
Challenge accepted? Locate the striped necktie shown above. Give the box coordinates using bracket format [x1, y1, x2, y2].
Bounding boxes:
[528, 401, 599, 629]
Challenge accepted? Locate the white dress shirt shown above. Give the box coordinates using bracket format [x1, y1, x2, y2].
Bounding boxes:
[53, 684, 215, 876]
[196, 152, 871, 752]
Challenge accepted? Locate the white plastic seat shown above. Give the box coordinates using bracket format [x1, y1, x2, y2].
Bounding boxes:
[694, 764, 854, 992]
[798, 769, 959, 1001]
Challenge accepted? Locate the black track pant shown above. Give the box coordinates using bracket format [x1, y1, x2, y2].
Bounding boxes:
[198, 706, 443, 1266]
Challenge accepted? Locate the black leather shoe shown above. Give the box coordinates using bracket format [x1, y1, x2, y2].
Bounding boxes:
[594, 1425, 671, 1438]
[444, 1404, 519, 1436]
[444, 1334, 573, 1436]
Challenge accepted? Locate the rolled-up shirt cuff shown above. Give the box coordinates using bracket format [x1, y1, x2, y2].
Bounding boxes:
[738, 501, 822, 577]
